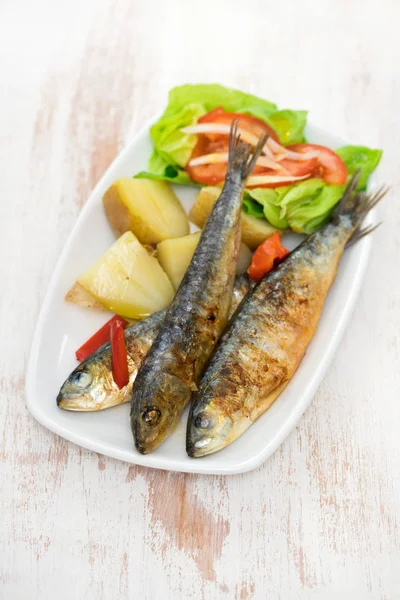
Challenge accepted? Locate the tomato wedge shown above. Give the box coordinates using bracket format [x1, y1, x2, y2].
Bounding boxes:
[278, 155, 318, 178]
[185, 110, 347, 187]
[287, 143, 348, 185]
[186, 108, 279, 184]
[186, 131, 267, 185]
[248, 232, 290, 281]
[185, 136, 228, 185]
[199, 106, 280, 143]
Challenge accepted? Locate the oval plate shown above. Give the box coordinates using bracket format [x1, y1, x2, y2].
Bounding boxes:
[26, 119, 377, 475]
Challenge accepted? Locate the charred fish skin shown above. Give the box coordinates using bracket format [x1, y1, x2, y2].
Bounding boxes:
[130, 123, 268, 454]
[57, 276, 253, 412]
[187, 177, 387, 457]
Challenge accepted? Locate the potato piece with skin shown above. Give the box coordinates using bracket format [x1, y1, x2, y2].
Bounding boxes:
[189, 187, 278, 250]
[103, 178, 189, 244]
[78, 232, 175, 319]
[157, 232, 252, 290]
[65, 282, 106, 310]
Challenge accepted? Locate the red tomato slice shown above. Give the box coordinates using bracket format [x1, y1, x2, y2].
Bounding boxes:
[278, 156, 318, 177]
[186, 108, 281, 184]
[288, 144, 348, 185]
[248, 232, 290, 281]
[199, 106, 280, 142]
[185, 133, 266, 185]
[186, 111, 347, 187]
[185, 136, 227, 184]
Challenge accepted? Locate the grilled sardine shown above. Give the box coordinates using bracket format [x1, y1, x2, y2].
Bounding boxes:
[57, 276, 252, 411]
[187, 174, 387, 457]
[130, 122, 267, 453]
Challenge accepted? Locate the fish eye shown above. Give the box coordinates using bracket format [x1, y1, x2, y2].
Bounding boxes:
[194, 413, 214, 429]
[142, 408, 161, 426]
[71, 371, 93, 389]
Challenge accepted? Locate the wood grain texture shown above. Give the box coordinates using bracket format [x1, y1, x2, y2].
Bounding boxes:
[1, 0, 399, 598]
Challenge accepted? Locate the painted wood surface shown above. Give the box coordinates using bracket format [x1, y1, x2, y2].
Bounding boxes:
[1, 0, 399, 598]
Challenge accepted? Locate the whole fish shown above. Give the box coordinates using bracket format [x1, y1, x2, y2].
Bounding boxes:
[56, 276, 253, 411]
[131, 123, 268, 454]
[187, 174, 386, 457]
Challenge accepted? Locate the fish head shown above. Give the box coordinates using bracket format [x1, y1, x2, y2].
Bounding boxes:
[186, 400, 236, 457]
[131, 371, 192, 454]
[57, 359, 125, 411]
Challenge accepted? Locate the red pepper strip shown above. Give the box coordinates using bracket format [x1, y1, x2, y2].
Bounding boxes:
[110, 319, 129, 389]
[248, 232, 290, 282]
[75, 315, 128, 362]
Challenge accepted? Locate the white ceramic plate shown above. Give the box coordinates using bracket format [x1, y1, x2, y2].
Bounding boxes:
[26, 119, 377, 475]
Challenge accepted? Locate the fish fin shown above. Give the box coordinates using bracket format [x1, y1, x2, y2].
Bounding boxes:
[334, 170, 389, 242]
[226, 119, 269, 180]
[346, 222, 382, 248]
[243, 131, 270, 179]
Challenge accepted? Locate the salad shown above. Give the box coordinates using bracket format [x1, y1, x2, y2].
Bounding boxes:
[136, 84, 382, 233]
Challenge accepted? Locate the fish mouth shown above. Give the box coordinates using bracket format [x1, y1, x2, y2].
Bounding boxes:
[187, 432, 231, 458]
[131, 408, 168, 455]
[186, 435, 214, 457]
[132, 419, 165, 455]
[187, 414, 212, 457]
[57, 392, 97, 411]
[131, 371, 191, 454]
[186, 406, 237, 457]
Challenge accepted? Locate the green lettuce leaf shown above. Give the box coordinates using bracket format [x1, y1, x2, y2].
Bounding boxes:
[245, 144, 382, 234]
[134, 151, 194, 185]
[285, 182, 344, 233]
[277, 179, 325, 216]
[247, 179, 344, 234]
[246, 189, 289, 229]
[165, 84, 278, 120]
[242, 196, 266, 219]
[266, 110, 307, 145]
[150, 103, 205, 167]
[336, 145, 382, 190]
[145, 84, 306, 177]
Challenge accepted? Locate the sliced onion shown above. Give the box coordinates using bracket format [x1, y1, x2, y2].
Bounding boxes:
[181, 124, 317, 162]
[280, 149, 319, 161]
[188, 152, 229, 166]
[181, 124, 261, 147]
[266, 138, 319, 161]
[188, 152, 285, 172]
[182, 124, 277, 159]
[246, 174, 309, 187]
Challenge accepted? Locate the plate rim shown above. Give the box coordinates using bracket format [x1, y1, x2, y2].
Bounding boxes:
[25, 118, 376, 475]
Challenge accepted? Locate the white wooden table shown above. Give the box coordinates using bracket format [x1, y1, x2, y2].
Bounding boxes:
[1, 1, 399, 598]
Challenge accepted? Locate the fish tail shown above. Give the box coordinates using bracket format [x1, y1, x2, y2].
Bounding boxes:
[334, 170, 388, 244]
[226, 119, 269, 180]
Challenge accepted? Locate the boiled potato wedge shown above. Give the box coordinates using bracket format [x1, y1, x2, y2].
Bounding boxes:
[65, 282, 106, 310]
[78, 232, 175, 319]
[157, 232, 252, 290]
[189, 187, 278, 250]
[103, 178, 189, 244]
[236, 242, 252, 275]
[157, 232, 201, 289]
